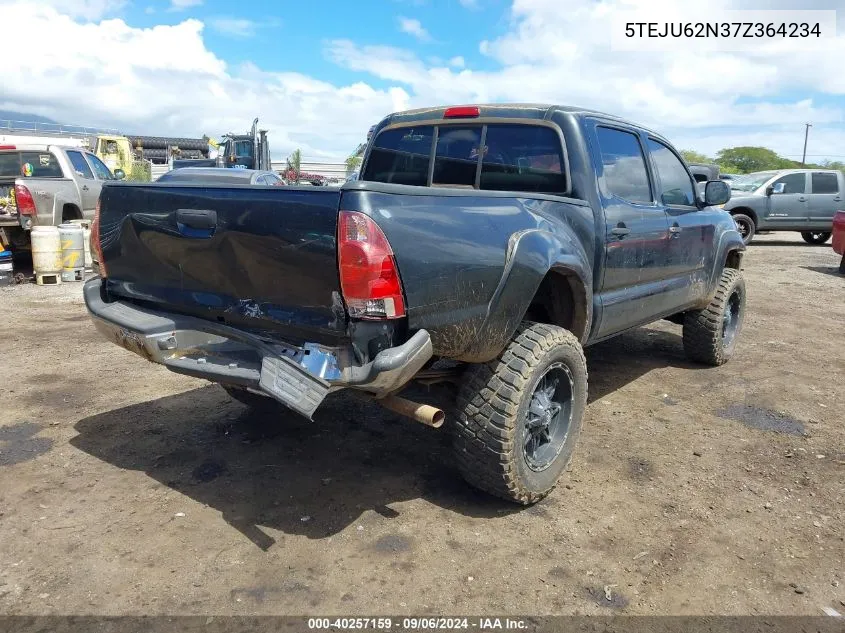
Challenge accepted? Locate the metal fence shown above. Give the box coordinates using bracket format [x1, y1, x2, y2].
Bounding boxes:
[0, 120, 120, 137]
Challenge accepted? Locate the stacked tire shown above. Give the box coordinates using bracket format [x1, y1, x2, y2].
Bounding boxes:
[128, 136, 209, 165]
[128, 136, 208, 151]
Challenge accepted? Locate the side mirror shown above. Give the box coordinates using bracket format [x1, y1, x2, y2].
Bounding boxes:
[113, 168, 126, 180]
[704, 180, 731, 206]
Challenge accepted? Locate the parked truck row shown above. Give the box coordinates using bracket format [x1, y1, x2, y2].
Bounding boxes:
[0, 117, 275, 253]
[85, 103, 745, 504]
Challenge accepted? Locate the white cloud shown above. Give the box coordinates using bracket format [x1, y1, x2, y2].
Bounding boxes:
[4, 0, 845, 163]
[330, 0, 845, 157]
[398, 17, 431, 41]
[0, 2, 393, 160]
[168, 0, 202, 11]
[36, 0, 126, 20]
[209, 17, 258, 38]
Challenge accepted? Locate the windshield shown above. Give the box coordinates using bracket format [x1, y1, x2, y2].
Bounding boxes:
[730, 171, 777, 192]
[233, 140, 254, 158]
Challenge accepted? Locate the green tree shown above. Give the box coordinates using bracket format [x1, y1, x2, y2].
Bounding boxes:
[715, 147, 785, 173]
[286, 148, 302, 183]
[821, 160, 845, 172]
[345, 154, 362, 176]
[680, 150, 712, 164]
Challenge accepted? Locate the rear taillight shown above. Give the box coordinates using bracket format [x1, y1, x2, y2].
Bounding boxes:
[14, 184, 36, 216]
[91, 197, 107, 277]
[338, 210, 405, 319]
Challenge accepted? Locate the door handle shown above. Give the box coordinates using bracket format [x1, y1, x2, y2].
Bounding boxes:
[669, 224, 682, 236]
[176, 208, 217, 237]
[611, 224, 630, 238]
[798, 196, 806, 201]
[834, 197, 842, 201]
[81, 185, 89, 191]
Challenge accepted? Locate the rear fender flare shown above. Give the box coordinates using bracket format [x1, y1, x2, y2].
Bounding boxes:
[704, 227, 746, 301]
[458, 228, 592, 363]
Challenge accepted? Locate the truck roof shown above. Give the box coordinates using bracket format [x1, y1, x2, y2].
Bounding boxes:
[0, 144, 83, 152]
[747, 168, 842, 177]
[0, 143, 60, 152]
[379, 103, 667, 140]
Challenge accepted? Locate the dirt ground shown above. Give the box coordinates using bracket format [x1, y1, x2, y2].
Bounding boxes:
[0, 232, 843, 617]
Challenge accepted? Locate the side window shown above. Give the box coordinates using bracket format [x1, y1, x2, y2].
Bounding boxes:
[480, 124, 566, 194]
[67, 151, 94, 179]
[85, 153, 114, 180]
[811, 172, 839, 194]
[362, 126, 433, 186]
[646, 139, 696, 206]
[17, 152, 63, 178]
[771, 173, 806, 194]
[595, 127, 652, 204]
[432, 126, 482, 187]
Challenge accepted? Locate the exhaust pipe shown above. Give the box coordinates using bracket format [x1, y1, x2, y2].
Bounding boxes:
[379, 395, 445, 428]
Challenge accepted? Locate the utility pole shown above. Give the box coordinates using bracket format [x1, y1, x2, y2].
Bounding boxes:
[801, 123, 812, 166]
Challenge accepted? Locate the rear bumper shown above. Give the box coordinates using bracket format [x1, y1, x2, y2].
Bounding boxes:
[83, 278, 433, 418]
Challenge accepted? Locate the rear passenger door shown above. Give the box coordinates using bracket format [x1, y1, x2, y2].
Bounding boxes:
[646, 137, 714, 307]
[807, 172, 842, 230]
[590, 123, 670, 339]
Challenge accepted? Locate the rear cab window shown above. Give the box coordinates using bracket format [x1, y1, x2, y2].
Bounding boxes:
[363, 126, 433, 186]
[0, 151, 64, 178]
[362, 122, 567, 195]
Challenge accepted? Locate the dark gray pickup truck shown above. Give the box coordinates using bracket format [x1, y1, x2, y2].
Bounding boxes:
[85, 104, 745, 504]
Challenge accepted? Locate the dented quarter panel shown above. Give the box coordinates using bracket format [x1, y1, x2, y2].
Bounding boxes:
[340, 185, 595, 361]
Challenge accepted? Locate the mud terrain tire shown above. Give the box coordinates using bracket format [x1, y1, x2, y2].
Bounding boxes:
[452, 322, 588, 504]
[683, 269, 746, 366]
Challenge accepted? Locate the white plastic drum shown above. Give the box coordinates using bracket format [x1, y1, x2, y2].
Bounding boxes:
[31, 226, 63, 285]
[58, 223, 85, 282]
[69, 219, 92, 268]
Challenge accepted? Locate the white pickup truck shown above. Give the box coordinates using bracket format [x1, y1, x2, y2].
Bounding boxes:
[0, 144, 123, 252]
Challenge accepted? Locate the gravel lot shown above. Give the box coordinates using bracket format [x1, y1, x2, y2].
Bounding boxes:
[1, 233, 843, 616]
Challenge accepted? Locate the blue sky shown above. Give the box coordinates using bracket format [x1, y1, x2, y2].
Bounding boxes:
[137, 0, 511, 84]
[2, 0, 845, 161]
